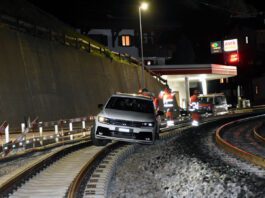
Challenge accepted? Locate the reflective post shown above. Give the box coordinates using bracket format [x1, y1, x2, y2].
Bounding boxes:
[39, 126, 43, 145]
[5, 125, 9, 143]
[82, 121, 86, 136]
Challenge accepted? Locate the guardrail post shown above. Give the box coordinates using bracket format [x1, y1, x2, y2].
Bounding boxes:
[69, 122, 74, 140]
[82, 121, 86, 129]
[54, 125, 58, 135]
[39, 126, 43, 145]
[21, 123, 25, 133]
[1, 121, 8, 156]
[5, 125, 9, 144]
[54, 124, 58, 143]
[69, 122, 73, 132]
[82, 121, 86, 136]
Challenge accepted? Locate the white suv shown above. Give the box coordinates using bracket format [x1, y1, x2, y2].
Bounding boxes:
[91, 93, 163, 146]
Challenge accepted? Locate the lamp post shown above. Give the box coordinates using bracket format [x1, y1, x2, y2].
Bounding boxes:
[139, 2, 148, 88]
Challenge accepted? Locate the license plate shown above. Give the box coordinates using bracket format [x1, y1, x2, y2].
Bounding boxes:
[118, 128, 130, 132]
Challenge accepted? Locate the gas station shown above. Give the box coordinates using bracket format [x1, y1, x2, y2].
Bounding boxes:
[147, 38, 239, 109]
[147, 64, 237, 109]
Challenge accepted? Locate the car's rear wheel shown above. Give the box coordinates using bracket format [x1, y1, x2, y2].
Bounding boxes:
[91, 126, 109, 146]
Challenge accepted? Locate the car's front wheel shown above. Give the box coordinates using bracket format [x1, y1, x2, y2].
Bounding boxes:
[91, 126, 109, 146]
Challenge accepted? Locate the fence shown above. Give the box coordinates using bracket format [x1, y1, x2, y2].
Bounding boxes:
[0, 115, 95, 157]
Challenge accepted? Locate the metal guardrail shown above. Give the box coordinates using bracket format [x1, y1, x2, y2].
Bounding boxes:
[0, 12, 167, 85]
[0, 115, 95, 157]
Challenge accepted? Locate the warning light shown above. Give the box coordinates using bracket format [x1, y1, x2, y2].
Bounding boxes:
[228, 52, 239, 63]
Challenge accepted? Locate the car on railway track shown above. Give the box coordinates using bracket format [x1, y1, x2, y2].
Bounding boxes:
[91, 93, 164, 146]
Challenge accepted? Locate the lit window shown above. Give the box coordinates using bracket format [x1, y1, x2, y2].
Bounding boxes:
[121, 35, 131, 46]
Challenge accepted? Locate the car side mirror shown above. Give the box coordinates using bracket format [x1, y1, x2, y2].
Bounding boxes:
[157, 110, 164, 116]
[98, 104, 104, 109]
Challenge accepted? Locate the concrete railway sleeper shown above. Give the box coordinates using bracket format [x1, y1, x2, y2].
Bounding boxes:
[0, 140, 92, 197]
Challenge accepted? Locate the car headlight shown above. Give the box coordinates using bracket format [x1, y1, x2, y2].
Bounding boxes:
[98, 116, 110, 124]
[142, 122, 154, 127]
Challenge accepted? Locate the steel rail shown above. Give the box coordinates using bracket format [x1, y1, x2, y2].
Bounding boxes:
[215, 115, 265, 169]
[67, 142, 120, 198]
[253, 124, 265, 143]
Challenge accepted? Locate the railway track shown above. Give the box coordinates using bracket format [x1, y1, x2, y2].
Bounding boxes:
[216, 114, 265, 168]
[0, 121, 192, 198]
[0, 109, 264, 198]
[253, 122, 265, 143]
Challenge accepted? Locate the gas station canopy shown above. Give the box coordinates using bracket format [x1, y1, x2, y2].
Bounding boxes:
[147, 64, 238, 108]
[147, 64, 237, 81]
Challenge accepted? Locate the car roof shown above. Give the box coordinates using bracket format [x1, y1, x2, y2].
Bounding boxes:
[198, 93, 225, 97]
[112, 93, 153, 100]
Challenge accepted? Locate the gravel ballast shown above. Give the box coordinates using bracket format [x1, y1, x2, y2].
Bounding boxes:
[109, 124, 265, 197]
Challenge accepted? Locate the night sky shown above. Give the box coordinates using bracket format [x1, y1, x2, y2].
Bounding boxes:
[25, 0, 265, 71]
[28, 0, 264, 30]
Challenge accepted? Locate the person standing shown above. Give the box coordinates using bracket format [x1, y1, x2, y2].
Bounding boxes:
[190, 90, 201, 126]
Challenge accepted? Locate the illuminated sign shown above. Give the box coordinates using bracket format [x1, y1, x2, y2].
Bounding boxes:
[228, 52, 239, 63]
[210, 41, 222, 54]
[223, 39, 238, 52]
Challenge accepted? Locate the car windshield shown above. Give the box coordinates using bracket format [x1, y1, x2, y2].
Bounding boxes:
[199, 97, 213, 104]
[106, 96, 154, 114]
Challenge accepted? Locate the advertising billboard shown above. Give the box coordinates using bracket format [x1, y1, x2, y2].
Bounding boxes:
[210, 41, 222, 54]
[223, 39, 238, 52]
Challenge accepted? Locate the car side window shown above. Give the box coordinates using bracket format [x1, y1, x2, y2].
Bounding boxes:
[215, 96, 226, 105]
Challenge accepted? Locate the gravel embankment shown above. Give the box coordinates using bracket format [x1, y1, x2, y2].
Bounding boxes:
[109, 125, 265, 197]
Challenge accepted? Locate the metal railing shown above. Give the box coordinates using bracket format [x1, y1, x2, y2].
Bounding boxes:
[0, 115, 95, 157]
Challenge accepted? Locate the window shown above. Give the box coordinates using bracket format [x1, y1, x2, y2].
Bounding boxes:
[215, 96, 226, 105]
[121, 35, 131, 47]
[199, 97, 213, 104]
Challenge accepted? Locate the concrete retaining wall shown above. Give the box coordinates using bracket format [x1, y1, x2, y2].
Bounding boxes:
[0, 27, 164, 126]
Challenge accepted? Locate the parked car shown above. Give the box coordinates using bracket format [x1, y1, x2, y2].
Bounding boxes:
[91, 93, 163, 146]
[198, 93, 231, 115]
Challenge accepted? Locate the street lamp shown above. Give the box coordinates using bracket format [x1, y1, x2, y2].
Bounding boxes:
[139, 2, 148, 88]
